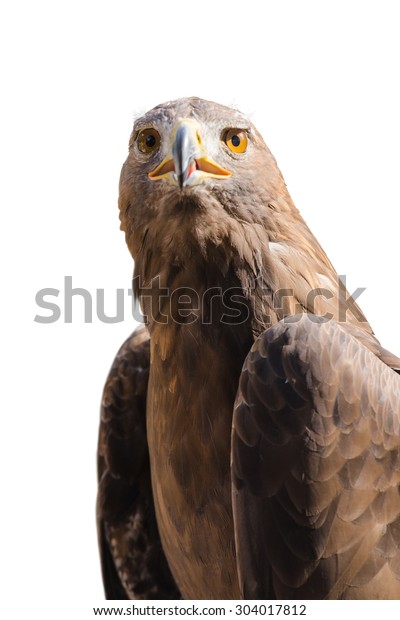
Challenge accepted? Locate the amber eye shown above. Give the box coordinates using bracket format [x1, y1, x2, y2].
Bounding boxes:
[223, 128, 248, 154]
[137, 128, 161, 154]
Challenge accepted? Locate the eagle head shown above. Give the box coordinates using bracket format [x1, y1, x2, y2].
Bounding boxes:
[118, 97, 293, 268]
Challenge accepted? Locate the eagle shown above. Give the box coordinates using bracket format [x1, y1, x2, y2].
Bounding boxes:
[97, 97, 400, 600]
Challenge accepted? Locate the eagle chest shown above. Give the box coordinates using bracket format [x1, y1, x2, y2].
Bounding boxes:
[145, 324, 245, 599]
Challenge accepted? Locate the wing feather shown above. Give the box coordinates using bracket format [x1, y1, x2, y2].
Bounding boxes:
[97, 326, 180, 600]
[232, 315, 400, 599]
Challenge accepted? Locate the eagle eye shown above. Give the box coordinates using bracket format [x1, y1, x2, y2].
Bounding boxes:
[137, 128, 161, 154]
[223, 128, 248, 154]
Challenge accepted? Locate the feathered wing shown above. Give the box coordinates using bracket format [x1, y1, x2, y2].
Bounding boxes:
[232, 315, 400, 599]
[97, 326, 180, 600]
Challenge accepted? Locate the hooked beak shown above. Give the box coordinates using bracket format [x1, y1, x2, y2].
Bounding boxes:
[148, 120, 231, 188]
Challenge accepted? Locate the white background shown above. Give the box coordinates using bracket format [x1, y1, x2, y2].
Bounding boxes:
[1, 1, 399, 615]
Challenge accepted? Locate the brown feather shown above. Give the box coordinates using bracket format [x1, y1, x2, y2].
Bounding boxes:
[98, 97, 400, 599]
[97, 326, 180, 599]
[232, 316, 400, 598]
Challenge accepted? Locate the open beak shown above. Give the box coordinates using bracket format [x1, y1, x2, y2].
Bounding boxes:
[148, 119, 231, 188]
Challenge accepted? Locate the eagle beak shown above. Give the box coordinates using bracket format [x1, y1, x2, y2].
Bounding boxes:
[148, 120, 231, 188]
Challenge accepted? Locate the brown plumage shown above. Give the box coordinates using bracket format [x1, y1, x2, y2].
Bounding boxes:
[97, 97, 400, 599]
